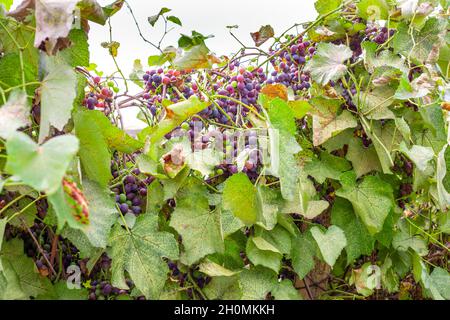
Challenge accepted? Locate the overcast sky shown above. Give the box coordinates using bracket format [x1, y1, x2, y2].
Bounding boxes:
[89, 0, 318, 75]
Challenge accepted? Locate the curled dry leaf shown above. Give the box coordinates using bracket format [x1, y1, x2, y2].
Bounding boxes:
[250, 25, 275, 47]
[161, 144, 186, 178]
[34, 0, 79, 54]
[260, 84, 288, 101]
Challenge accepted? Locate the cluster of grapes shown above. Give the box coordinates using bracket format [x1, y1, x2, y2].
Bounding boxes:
[364, 26, 395, 45]
[88, 279, 128, 300]
[167, 261, 210, 299]
[205, 64, 266, 125]
[142, 68, 194, 117]
[14, 222, 80, 276]
[267, 36, 315, 94]
[340, 83, 358, 112]
[111, 167, 151, 216]
[83, 76, 116, 112]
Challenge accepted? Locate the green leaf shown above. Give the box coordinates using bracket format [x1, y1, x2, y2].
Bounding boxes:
[173, 43, 218, 70]
[78, 0, 124, 25]
[395, 74, 433, 100]
[186, 147, 222, 176]
[146, 181, 165, 214]
[417, 104, 447, 155]
[304, 152, 351, 183]
[265, 97, 302, 200]
[79, 179, 117, 248]
[356, 0, 389, 20]
[167, 15, 182, 26]
[145, 95, 208, 159]
[362, 42, 407, 75]
[362, 119, 402, 174]
[198, 260, 238, 277]
[81, 110, 143, 153]
[148, 7, 171, 26]
[356, 87, 396, 120]
[38, 57, 77, 143]
[5, 132, 79, 194]
[246, 225, 291, 273]
[346, 136, 382, 178]
[221, 208, 245, 238]
[246, 237, 282, 272]
[392, 221, 429, 256]
[393, 18, 448, 64]
[399, 142, 434, 172]
[427, 267, 450, 300]
[255, 185, 280, 230]
[331, 198, 374, 265]
[0, 0, 13, 10]
[129, 59, 145, 88]
[272, 279, 302, 300]
[222, 173, 257, 225]
[148, 54, 169, 66]
[0, 218, 6, 272]
[394, 117, 411, 142]
[47, 184, 86, 231]
[238, 266, 277, 300]
[310, 225, 347, 267]
[436, 145, 450, 211]
[381, 257, 399, 293]
[0, 90, 30, 139]
[36, 281, 88, 300]
[349, 262, 381, 297]
[304, 43, 352, 85]
[177, 30, 213, 49]
[59, 29, 90, 67]
[309, 96, 357, 146]
[73, 111, 112, 187]
[336, 174, 394, 235]
[288, 100, 311, 119]
[170, 178, 224, 265]
[0, 239, 52, 299]
[0, 53, 38, 97]
[314, 0, 342, 15]
[109, 214, 179, 299]
[281, 172, 329, 219]
[290, 230, 317, 279]
[208, 236, 245, 271]
[3, 197, 37, 228]
[203, 276, 242, 300]
[62, 226, 103, 259]
[255, 225, 292, 254]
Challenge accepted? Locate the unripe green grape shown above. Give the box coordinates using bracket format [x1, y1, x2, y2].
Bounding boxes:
[181, 122, 189, 130]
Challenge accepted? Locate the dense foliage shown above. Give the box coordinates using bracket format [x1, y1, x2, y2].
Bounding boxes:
[0, 0, 449, 300]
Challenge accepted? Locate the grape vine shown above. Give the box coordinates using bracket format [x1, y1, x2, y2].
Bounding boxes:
[0, 0, 449, 301]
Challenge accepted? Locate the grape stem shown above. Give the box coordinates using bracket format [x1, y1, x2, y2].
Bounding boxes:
[187, 271, 208, 300]
[20, 216, 57, 276]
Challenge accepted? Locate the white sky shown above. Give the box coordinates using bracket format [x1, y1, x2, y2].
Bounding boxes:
[89, 0, 317, 75]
